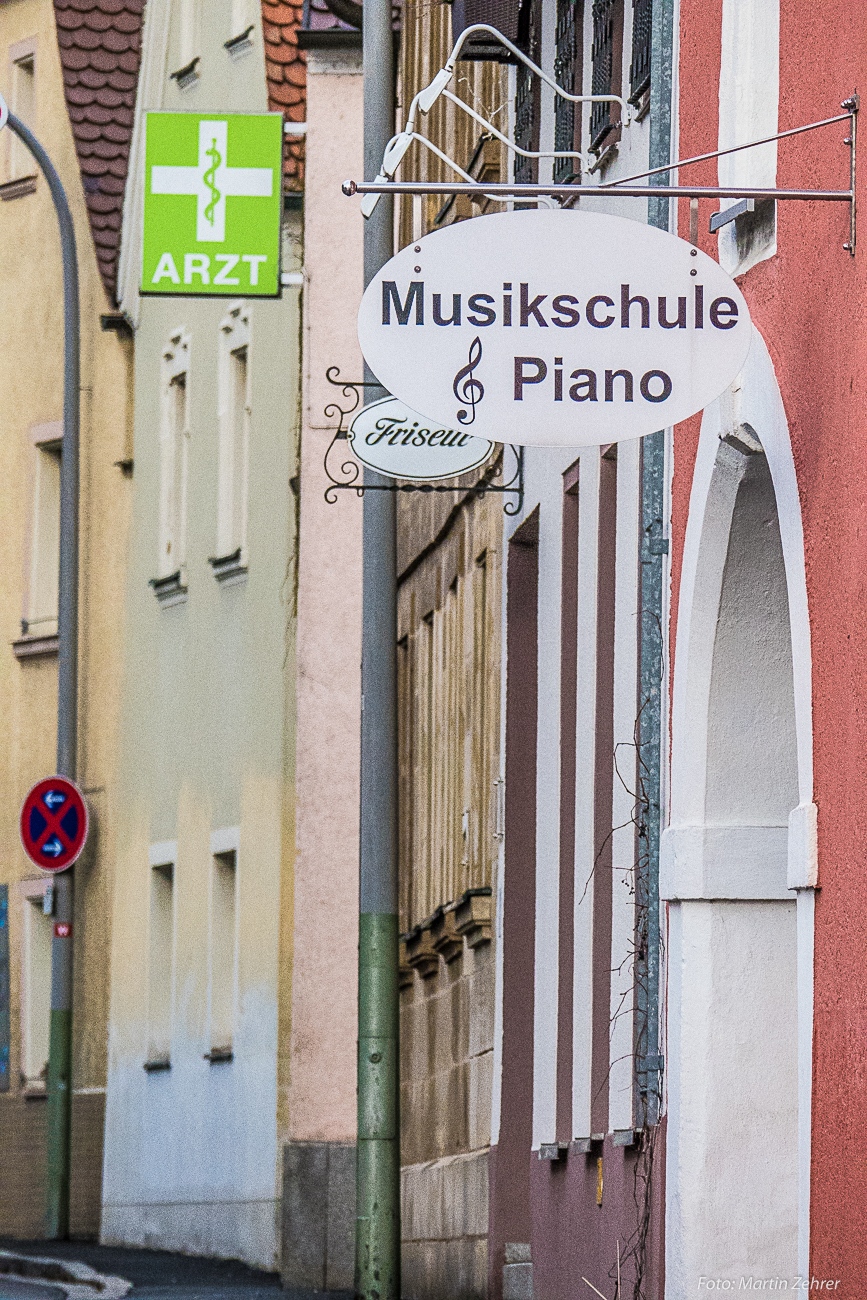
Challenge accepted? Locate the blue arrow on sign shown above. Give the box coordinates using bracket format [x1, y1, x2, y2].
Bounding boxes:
[43, 791, 66, 811]
[41, 837, 64, 858]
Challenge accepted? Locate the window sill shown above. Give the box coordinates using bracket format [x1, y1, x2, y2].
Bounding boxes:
[0, 174, 37, 201]
[170, 56, 200, 90]
[570, 1135, 604, 1154]
[204, 1046, 234, 1064]
[13, 633, 59, 660]
[612, 1128, 641, 1148]
[149, 570, 188, 608]
[225, 26, 254, 58]
[208, 549, 248, 587]
[630, 86, 651, 121]
[143, 1056, 171, 1073]
[587, 135, 621, 178]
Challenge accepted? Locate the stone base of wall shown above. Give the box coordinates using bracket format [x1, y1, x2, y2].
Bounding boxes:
[401, 1149, 488, 1300]
[101, 1196, 277, 1268]
[281, 1140, 356, 1294]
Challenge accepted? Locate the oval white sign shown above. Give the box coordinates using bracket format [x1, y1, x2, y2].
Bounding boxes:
[357, 209, 753, 447]
[348, 396, 494, 481]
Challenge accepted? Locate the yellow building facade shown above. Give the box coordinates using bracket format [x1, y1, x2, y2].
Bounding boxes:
[0, 0, 137, 1236]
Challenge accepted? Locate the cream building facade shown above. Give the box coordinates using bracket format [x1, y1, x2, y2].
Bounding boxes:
[102, 0, 304, 1268]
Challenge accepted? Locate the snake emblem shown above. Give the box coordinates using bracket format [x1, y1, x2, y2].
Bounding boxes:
[203, 137, 221, 227]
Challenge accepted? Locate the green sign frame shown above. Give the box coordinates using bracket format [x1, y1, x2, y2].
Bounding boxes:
[141, 111, 284, 298]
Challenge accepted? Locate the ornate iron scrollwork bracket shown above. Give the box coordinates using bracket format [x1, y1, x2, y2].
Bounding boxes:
[322, 367, 524, 516]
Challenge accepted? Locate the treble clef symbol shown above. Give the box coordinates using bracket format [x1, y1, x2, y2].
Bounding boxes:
[203, 138, 222, 227]
[453, 337, 484, 426]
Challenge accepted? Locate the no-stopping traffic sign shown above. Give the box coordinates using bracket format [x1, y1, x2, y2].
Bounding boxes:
[20, 776, 89, 873]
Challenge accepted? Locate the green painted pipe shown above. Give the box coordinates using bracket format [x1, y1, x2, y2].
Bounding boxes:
[356, 913, 400, 1300]
[45, 1001, 72, 1238]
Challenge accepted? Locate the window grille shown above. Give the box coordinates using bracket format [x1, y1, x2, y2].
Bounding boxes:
[553, 0, 582, 182]
[514, 0, 541, 183]
[590, 0, 619, 150]
[629, 0, 652, 101]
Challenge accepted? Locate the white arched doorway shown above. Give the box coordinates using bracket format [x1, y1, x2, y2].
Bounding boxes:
[663, 330, 815, 1293]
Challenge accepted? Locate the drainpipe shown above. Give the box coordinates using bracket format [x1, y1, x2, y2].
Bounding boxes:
[4, 106, 80, 1239]
[356, 0, 400, 1294]
[636, 0, 675, 1130]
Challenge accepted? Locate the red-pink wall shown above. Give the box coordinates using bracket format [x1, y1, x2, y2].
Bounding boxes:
[675, 0, 867, 1286]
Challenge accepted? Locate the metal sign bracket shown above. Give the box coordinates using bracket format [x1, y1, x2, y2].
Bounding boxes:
[345, 94, 858, 255]
[321, 368, 524, 515]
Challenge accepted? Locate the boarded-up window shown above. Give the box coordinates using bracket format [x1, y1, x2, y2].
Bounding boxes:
[398, 516, 500, 932]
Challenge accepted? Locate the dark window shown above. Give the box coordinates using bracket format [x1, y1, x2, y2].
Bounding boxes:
[629, 0, 652, 102]
[553, 0, 583, 183]
[590, 0, 623, 152]
[514, 0, 542, 183]
[451, 0, 522, 59]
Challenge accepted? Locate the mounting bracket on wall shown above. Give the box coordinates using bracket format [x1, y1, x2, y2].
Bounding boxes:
[345, 81, 858, 256]
[321, 367, 524, 515]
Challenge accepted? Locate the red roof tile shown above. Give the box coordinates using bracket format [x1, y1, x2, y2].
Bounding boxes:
[54, 0, 145, 303]
[261, 0, 306, 189]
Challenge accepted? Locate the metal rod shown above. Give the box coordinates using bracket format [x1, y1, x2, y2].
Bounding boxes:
[344, 180, 851, 201]
[604, 111, 851, 189]
[5, 109, 80, 1241]
[357, 0, 400, 1291]
[844, 95, 858, 254]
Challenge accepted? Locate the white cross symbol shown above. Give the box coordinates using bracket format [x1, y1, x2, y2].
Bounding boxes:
[151, 119, 274, 243]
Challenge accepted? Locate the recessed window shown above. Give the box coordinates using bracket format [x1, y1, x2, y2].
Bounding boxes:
[589, 0, 625, 154]
[227, 0, 255, 51]
[25, 433, 61, 641]
[211, 305, 251, 583]
[21, 889, 51, 1092]
[8, 45, 36, 182]
[152, 331, 190, 604]
[178, 0, 200, 67]
[208, 840, 238, 1060]
[147, 857, 175, 1066]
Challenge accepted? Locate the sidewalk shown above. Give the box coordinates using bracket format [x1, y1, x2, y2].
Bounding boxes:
[0, 1240, 284, 1300]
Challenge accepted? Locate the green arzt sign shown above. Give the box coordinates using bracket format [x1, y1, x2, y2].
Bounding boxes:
[142, 112, 284, 297]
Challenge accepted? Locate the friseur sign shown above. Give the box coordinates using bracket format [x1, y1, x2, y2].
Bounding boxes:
[357, 209, 753, 447]
[349, 396, 493, 481]
[142, 112, 284, 298]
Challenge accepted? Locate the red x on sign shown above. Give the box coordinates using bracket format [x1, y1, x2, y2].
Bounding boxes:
[19, 776, 89, 873]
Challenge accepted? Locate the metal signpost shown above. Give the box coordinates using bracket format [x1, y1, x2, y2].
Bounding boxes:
[141, 111, 284, 298]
